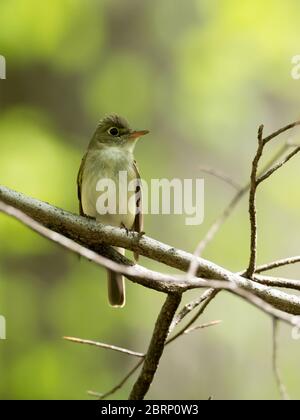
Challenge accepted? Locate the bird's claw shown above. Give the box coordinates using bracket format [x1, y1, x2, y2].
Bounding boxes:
[121, 223, 130, 236]
[137, 231, 146, 239]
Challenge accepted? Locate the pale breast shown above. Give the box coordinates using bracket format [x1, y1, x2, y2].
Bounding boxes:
[81, 148, 137, 228]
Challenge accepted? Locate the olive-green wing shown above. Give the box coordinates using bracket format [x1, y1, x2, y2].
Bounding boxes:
[77, 153, 87, 216]
[132, 160, 143, 261]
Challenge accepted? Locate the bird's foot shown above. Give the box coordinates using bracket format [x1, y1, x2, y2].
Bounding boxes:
[121, 223, 130, 236]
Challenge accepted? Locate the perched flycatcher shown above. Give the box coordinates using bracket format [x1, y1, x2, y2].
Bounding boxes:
[77, 114, 149, 307]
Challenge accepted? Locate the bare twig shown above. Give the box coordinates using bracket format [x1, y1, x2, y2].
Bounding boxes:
[246, 122, 300, 277]
[272, 318, 290, 400]
[129, 293, 182, 400]
[169, 288, 216, 333]
[166, 290, 219, 345]
[90, 291, 217, 400]
[263, 120, 300, 145]
[189, 141, 293, 273]
[63, 336, 145, 358]
[246, 125, 265, 277]
[87, 390, 103, 398]
[93, 289, 219, 400]
[199, 166, 242, 190]
[253, 275, 300, 292]
[184, 320, 222, 335]
[255, 256, 300, 274]
[226, 285, 300, 328]
[90, 276, 300, 400]
[257, 146, 300, 184]
[187, 187, 247, 274]
[90, 360, 143, 400]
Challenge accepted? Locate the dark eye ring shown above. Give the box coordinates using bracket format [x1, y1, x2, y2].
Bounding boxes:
[108, 127, 119, 136]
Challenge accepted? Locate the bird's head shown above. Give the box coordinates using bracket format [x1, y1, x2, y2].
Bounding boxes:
[90, 114, 149, 151]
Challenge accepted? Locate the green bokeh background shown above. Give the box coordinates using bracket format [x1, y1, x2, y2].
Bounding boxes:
[0, 0, 300, 400]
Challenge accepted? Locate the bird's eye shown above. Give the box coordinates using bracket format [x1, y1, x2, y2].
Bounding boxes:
[108, 127, 119, 136]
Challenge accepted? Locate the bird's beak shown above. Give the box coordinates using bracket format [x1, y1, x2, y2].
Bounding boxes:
[128, 130, 149, 140]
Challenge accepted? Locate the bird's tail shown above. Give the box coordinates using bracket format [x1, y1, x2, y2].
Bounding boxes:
[107, 247, 126, 307]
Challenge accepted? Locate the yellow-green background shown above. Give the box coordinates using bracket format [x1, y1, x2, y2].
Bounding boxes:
[0, 0, 300, 400]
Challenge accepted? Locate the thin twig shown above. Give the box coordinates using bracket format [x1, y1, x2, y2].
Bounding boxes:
[272, 318, 290, 400]
[187, 188, 247, 274]
[246, 125, 264, 277]
[253, 275, 300, 291]
[169, 288, 216, 333]
[226, 285, 300, 328]
[188, 141, 292, 274]
[63, 336, 145, 358]
[246, 122, 300, 277]
[255, 256, 300, 273]
[87, 390, 103, 398]
[199, 166, 242, 190]
[91, 360, 144, 400]
[90, 294, 218, 400]
[90, 278, 300, 400]
[184, 320, 222, 335]
[166, 290, 219, 345]
[257, 146, 300, 184]
[129, 293, 182, 400]
[93, 290, 218, 400]
[263, 120, 300, 145]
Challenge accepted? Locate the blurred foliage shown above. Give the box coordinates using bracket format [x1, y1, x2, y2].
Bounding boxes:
[0, 0, 300, 400]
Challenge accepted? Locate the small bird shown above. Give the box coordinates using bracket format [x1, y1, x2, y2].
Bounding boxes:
[77, 115, 149, 307]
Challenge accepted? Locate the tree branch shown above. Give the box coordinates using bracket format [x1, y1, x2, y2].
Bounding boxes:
[246, 122, 300, 277]
[253, 275, 300, 292]
[184, 320, 222, 335]
[90, 360, 143, 400]
[257, 146, 300, 185]
[2, 187, 300, 316]
[129, 293, 182, 400]
[255, 256, 300, 273]
[189, 140, 295, 271]
[63, 336, 145, 358]
[272, 318, 290, 400]
[246, 125, 264, 277]
[199, 166, 242, 190]
[169, 288, 216, 333]
[166, 289, 219, 345]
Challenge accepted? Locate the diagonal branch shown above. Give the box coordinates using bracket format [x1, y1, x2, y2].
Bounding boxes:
[129, 293, 182, 400]
[199, 166, 242, 190]
[184, 320, 222, 334]
[90, 360, 144, 400]
[263, 120, 300, 145]
[257, 146, 300, 184]
[253, 275, 300, 292]
[169, 288, 216, 333]
[255, 256, 300, 273]
[166, 289, 219, 345]
[63, 336, 145, 358]
[2, 188, 300, 316]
